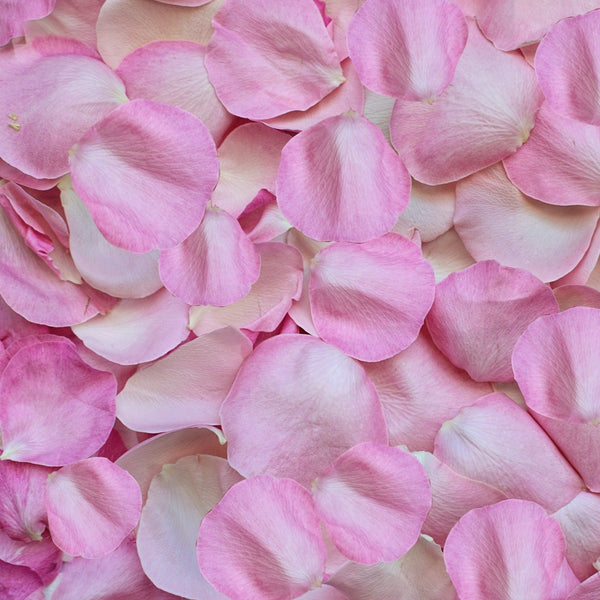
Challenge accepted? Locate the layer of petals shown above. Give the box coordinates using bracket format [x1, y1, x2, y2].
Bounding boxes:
[0, 0, 55, 45]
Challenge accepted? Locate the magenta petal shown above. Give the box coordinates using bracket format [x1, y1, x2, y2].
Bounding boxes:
[0, 561, 42, 600]
[277, 112, 410, 243]
[444, 499, 566, 600]
[220, 334, 387, 486]
[69, 98, 218, 252]
[0, 338, 116, 466]
[159, 207, 260, 306]
[312, 443, 431, 564]
[205, 0, 343, 120]
[197, 476, 327, 600]
[310, 234, 434, 361]
[0, 0, 55, 45]
[348, 0, 467, 101]
[426, 260, 558, 382]
[137, 455, 242, 599]
[45, 457, 141, 558]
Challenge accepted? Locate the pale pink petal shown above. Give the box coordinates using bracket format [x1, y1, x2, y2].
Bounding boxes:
[116, 427, 227, 503]
[238, 189, 291, 244]
[0, 561, 42, 600]
[159, 207, 260, 306]
[567, 573, 600, 600]
[69, 99, 218, 253]
[197, 476, 327, 600]
[426, 260, 558, 381]
[278, 113, 410, 242]
[0, 461, 52, 542]
[550, 560, 581, 600]
[72, 287, 190, 365]
[421, 228, 475, 282]
[0, 160, 58, 191]
[263, 58, 365, 131]
[205, 0, 343, 120]
[327, 536, 457, 600]
[414, 451, 507, 545]
[117, 328, 252, 432]
[455, 163, 599, 281]
[559, 219, 600, 287]
[362, 89, 395, 143]
[554, 285, 600, 310]
[348, 0, 467, 101]
[363, 330, 491, 451]
[312, 443, 431, 564]
[434, 393, 584, 512]
[0, 338, 116, 465]
[189, 242, 303, 336]
[309, 234, 433, 361]
[116, 41, 234, 144]
[0, 39, 127, 179]
[45, 457, 141, 558]
[553, 491, 600, 580]
[59, 180, 162, 299]
[154, 0, 213, 5]
[46, 537, 178, 600]
[322, 0, 364, 61]
[0, 0, 55, 46]
[96, 0, 223, 68]
[0, 296, 48, 343]
[220, 334, 387, 486]
[299, 587, 348, 600]
[471, 0, 600, 51]
[504, 103, 600, 207]
[138, 455, 241, 599]
[391, 18, 543, 184]
[211, 123, 291, 218]
[444, 499, 566, 600]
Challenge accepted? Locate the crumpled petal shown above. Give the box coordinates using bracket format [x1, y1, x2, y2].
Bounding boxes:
[220, 334, 387, 486]
[0, 337, 116, 466]
[69, 98, 218, 253]
[45, 457, 141, 558]
[205, 0, 343, 120]
[278, 112, 410, 243]
[347, 0, 467, 101]
[197, 476, 327, 600]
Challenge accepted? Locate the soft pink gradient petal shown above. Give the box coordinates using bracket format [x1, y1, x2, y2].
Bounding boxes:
[504, 103, 600, 207]
[154, 0, 213, 5]
[159, 207, 260, 306]
[0, 561, 42, 600]
[45, 457, 141, 558]
[116, 41, 234, 145]
[197, 476, 327, 600]
[138, 455, 241, 599]
[444, 499, 566, 600]
[421, 228, 476, 282]
[117, 328, 252, 432]
[72, 287, 190, 365]
[220, 334, 387, 486]
[390, 18, 543, 184]
[0, 337, 116, 465]
[205, 0, 343, 120]
[327, 536, 457, 600]
[567, 572, 600, 599]
[69, 99, 218, 253]
[211, 124, 290, 218]
[96, 0, 222, 67]
[238, 189, 291, 244]
[550, 560, 581, 600]
[277, 112, 410, 243]
[347, 0, 467, 101]
[426, 260, 558, 381]
[0, 39, 126, 179]
[455, 163, 599, 282]
[116, 427, 227, 503]
[0, 0, 55, 45]
[59, 180, 162, 299]
[189, 242, 303, 336]
[312, 443, 431, 564]
[434, 393, 584, 512]
[471, 0, 600, 51]
[363, 330, 491, 451]
[45, 537, 178, 599]
[310, 234, 434, 361]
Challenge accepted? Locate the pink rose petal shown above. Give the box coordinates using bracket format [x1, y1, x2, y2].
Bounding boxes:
[0, 337, 116, 466]
[197, 476, 327, 600]
[45, 457, 141, 558]
[0, 0, 55, 45]
[220, 334, 387, 486]
[567, 572, 600, 600]
[0, 561, 42, 600]
[421, 228, 476, 282]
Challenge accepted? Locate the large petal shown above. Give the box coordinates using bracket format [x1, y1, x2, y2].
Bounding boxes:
[197, 476, 327, 600]
[0, 337, 116, 466]
[69, 99, 218, 252]
[347, 0, 467, 101]
[205, 0, 343, 120]
[220, 334, 387, 486]
[277, 112, 410, 242]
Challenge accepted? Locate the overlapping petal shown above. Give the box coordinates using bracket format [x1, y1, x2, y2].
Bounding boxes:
[0, 0, 55, 45]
